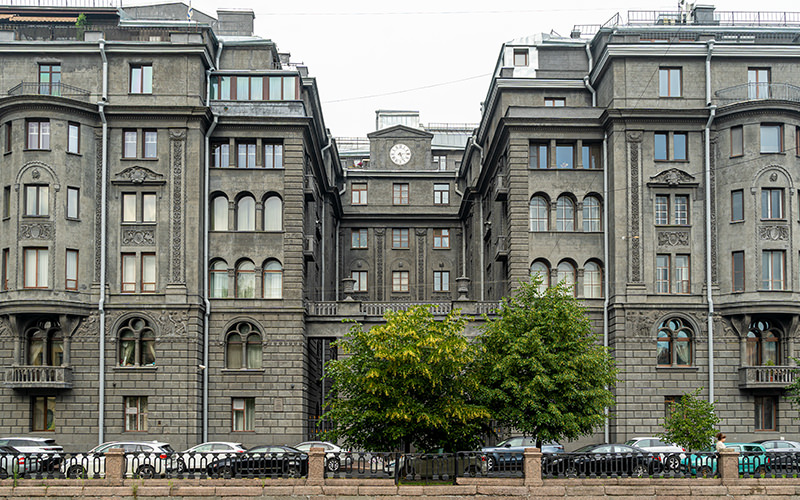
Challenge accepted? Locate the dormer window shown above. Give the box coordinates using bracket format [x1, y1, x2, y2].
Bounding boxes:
[513, 48, 528, 67]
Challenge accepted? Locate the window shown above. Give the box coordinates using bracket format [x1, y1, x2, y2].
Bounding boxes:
[211, 195, 229, 230]
[433, 155, 447, 170]
[731, 126, 743, 157]
[263, 196, 282, 231]
[122, 129, 157, 159]
[130, 64, 153, 94]
[232, 398, 255, 431]
[674, 254, 690, 294]
[38, 63, 60, 96]
[433, 271, 450, 292]
[392, 271, 409, 292]
[674, 195, 689, 225]
[555, 144, 574, 169]
[235, 75, 261, 101]
[392, 228, 409, 249]
[513, 48, 528, 66]
[121, 253, 156, 293]
[582, 143, 601, 169]
[351, 229, 368, 249]
[655, 194, 689, 225]
[67, 123, 79, 154]
[732, 251, 745, 292]
[545, 98, 565, 107]
[226, 322, 261, 369]
[122, 192, 156, 223]
[65, 249, 78, 290]
[66, 187, 79, 219]
[556, 262, 576, 296]
[26, 320, 62, 366]
[529, 143, 548, 169]
[27, 120, 50, 150]
[4, 122, 11, 153]
[2, 248, 8, 290]
[673, 133, 687, 160]
[654, 133, 668, 161]
[141, 253, 156, 292]
[748, 68, 770, 99]
[25, 185, 49, 216]
[761, 124, 782, 153]
[665, 396, 680, 421]
[236, 260, 256, 298]
[656, 254, 670, 293]
[351, 183, 367, 205]
[655, 132, 687, 160]
[659, 67, 681, 97]
[393, 183, 409, 205]
[530, 261, 549, 292]
[351, 271, 367, 292]
[124, 396, 148, 431]
[433, 229, 450, 249]
[209, 259, 228, 298]
[237, 196, 255, 230]
[237, 142, 256, 168]
[434, 184, 449, 204]
[212, 142, 230, 167]
[731, 190, 744, 222]
[747, 320, 780, 366]
[143, 130, 157, 158]
[118, 317, 156, 367]
[755, 396, 777, 431]
[3, 186, 9, 218]
[530, 196, 549, 231]
[266, 76, 297, 100]
[31, 396, 55, 431]
[584, 262, 602, 298]
[583, 196, 601, 232]
[23, 248, 48, 288]
[264, 143, 283, 168]
[555, 197, 574, 231]
[123, 130, 137, 158]
[656, 317, 693, 366]
[761, 188, 784, 220]
[762, 250, 785, 290]
[263, 260, 282, 299]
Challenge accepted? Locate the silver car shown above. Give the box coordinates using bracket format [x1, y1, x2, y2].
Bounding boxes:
[624, 437, 684, 470]
[176, 442, 246, 472]
[63, 441, 177, 479]
[293, 441, 344, 472]
[0, 437, 63, 474]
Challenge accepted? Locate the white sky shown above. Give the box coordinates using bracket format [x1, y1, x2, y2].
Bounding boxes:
[138, 0, 800, 137]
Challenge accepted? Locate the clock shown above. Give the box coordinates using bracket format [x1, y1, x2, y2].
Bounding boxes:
[390, 143, 412, 165]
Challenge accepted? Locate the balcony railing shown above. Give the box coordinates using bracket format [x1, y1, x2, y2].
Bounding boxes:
[3, 365, 73, 390]
[362, 302, 452, 316]
[306, 300, 503, 317]
[7, 81, 91, 101]
[738, 365, 797, 389]
[715, 82, 800, 106]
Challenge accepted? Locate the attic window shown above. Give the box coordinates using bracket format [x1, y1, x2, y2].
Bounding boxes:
[513, 49, 528, 67]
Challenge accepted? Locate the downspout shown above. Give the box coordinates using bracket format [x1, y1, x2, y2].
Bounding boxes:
[97, 39, 108, 445]
[336, 176, 347, 299]
[471, 141, 485, 301]
[320, 136, 333, 301]
[454, 185, 466, 280]
[202, 116, 217, 443]
[584, 42, 596, 107]
[602, 131, 609, 444]
[705, 39, 716, 404]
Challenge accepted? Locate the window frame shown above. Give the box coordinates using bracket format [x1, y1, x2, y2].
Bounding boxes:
[731, 125, 743, 157]
[433, 228, 450, 249]
[731, 189, 744, 222]
[555, 197, 575, 232]
[1, 248, 8, 290]
[31, 396, 56, 432]
[351, 270, 367, 292]
[583, 261, 602, 298]
[544, 97, 566, 107]
[143, 130, 157, 159]
[732, 250, 745, 292]
[656, 254, 671, 294]
[529, 142, 548, 169]
[26, 119, 50, 150]
[232, 397, 255, 432]
[65, 249, 78, 291]
[582, 196, 601, 232]
[761, 188, 784, 220]
[124, 396, 148, 432]
[748, 68, 771, 99]
[674, 254, 690, 294]
[530, 196, 549, 231]
[658, 67, 682, 97]
[582, 143, 601, 169]
[38, 63, 61, 96]
[4, 121, 11, 153]
[433, 270, 450, 292]
[760, 124, 783, 154]
[211, 141, 230, 168]
[351, 183, 367, 205]
[392, 270, 409, 292]
[24, 185, 49, 217]
[393, 183, 409, 205]
[209, 260, 229, 298]
[762, 250, 785, 290]
[392, 228, 409, 249]
[67, 122, 80, 154]
[121, 252, 157, 293]
[351, 228, 368, 249]
[121, 192, 157, 224]
[23, 247, 49, 289]
[656, 318, 693, 367]
[236, 141, 257, 168]
[513, 48, 528, 67]
[66, 187, 80, 219]
[433, 183, 450, 205]
[235, 260, 256, 298]
[755, 396, 777, 431]
[262, 260, 283, 299]
[129, 64, 153, 94]
[264, 143, 283, 169]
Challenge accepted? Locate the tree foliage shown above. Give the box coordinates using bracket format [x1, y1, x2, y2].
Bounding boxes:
[322, 306, 489, 452]
[474, 278, 617, 446]
[783, 358, 800, 417]
[659, 388, 720, 451]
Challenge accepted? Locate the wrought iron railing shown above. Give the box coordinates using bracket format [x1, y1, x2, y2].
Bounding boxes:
[541, 451, 715, 478]
[626, 10, 800, 26]
[715, 82, 800, 105]
[7, 82, 91, 101]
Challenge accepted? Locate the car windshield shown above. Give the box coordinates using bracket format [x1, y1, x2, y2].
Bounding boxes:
[573, 444, 601, 453]
[161, 445, 175, 453]
[623, 440, 636, 446]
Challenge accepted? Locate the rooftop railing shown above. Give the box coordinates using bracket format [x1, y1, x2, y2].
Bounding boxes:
[627, 10, 800, 27]
[1, 0, 120, 6]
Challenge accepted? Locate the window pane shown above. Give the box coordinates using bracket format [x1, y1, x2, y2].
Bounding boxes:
[283, 77, 296, 99]
[236, 77, 249, 100]
[237, 197, 255, 230]
[122, 254, 136, 292]
[731, 126, 743, 156]
[654, 133, 667, 160]
[142, 194, 156, 222]
[227, 335, 242, 368]
[530, 197, 548, 231]
[655, 195, 669, 225]
[674, 133, 687, 160]
[732, 251, 744, 292]
[66, 250, 78, 289]
[144, 131, 157, 158]
[556, 198, 574, 231]
[675, 255, 690, 294]
[583, 197, 600, 232]
[212, 196, 228, 230]
[141, 254, 156, 292]
[269, 77, 282, 100]
[122, 194, 137, 222]
[124, 131, 137, 158]
[142, 65, 153, 93]
[761, 125, 781, 153]
[264, 196, 282, 230]
[263, 265, 282, 299]
[130, 67, 142, 93]
[555, 145, 573, 169]
[220, 76, 231, 100]
[67, 188, 79, 218]
[251, 77, 263, 100]
[656, 255, 670, 293]
[68, 123, 79, 153]
[670, 69, 681, 96]
[674, 196, 689, 225]
[37, 249, 48, 287]
[731, 190, 743, 221]
[659, 69, 669, 96]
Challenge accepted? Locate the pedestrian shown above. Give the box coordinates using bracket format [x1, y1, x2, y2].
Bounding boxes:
[715, 432, 727, 451]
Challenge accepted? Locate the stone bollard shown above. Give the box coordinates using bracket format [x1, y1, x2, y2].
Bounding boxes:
[718, 447, 739, 483]
[104, 448, 125, 485]
[307, 447, 325, 485]
[523, 447, 543, 486]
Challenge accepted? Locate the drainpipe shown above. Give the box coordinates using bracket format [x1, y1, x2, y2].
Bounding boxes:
[470, 141, 485, 301]
[454, 185, 466, 279]
[97, 39, 108, 445]
[335, 176, 347, 299]
[584, 42, 596, 107]
[202, 116, 218, 443]
[583, 76, 596, 108]
[705, 39, 716, 404]
[602, 131, 609, 444]
[320, 136, 332, 301]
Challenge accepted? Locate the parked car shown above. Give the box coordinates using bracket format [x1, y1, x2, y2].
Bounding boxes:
[292, 441, 344, 472]
[751, 439, 800, 471]
[175, 442, 246, 472]
[681, 443, 769, 477]
[752, 439, 800, 452]
[0, 437, 63, 473]
[206, 445, 308, 478]
[62, 441, 178, 479]
[546, 444, 663, 477]
[481, 436, 563, 471]
[624, 437, 685, 470]
[0, 445, 36, 478]
[389, 452, 489, 479]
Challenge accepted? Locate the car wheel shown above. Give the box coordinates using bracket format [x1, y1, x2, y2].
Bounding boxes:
[755, 465, 767, 476]
[632, 464, 647, 478]
[665, 455, 680, 471]
[66, 465, 87, 479]
[135, 464, 156, 479]
[486, 456, 495, 471]
[326, 457, 341, 472]
[464, 464, 480, 477]
[697, 465, 713, 478]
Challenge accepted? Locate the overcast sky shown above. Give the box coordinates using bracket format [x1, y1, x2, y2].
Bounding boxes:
[137, 0, 800, 137]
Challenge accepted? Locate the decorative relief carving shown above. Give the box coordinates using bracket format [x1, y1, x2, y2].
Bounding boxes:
[629, 137, 641, 282]
[648, 168, 698, 187]
[95, 135, 103, 281]
[170, 133, 185, 283]
[709, 149, 718, 283]
[157, 310, 189, 338]
[73, 313, 99, 339]
[0, 317, 11, 338]
[626, 131, 643, 142]
[19, 222, 53, 240]
[31, 169, 41, 180]
[626, 310, 661, 339]
[657, 230, 690, 247]
[759, 225, 789, 241]
[122, 228, 155, 246]
[376, 229, 384, 301]
[114, 166, 164, 184]
[417, 232, 425, 300]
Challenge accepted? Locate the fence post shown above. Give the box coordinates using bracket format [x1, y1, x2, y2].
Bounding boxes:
[523, 447, 543, 486]
[104, 448, 125, 485]
[718, 448, 739, 483]
[307, 447, 325, 485]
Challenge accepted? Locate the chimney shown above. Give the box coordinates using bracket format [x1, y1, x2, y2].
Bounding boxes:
[691, 5, 718, 25]
[216, 9, 255, 36]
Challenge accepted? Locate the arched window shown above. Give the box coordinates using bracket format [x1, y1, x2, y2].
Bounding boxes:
[226, 322, 262, 369]
[529, 196, 549, 231]
[263, 259, 283, 298]
[557, 261, 576, 295]
[237, 196, 255, 231]
[236, 260, 255, 298]
[118, 317, 155, 367]
[210, 259, 229, 298]
[25, 320, 62, 366]
[211, 195, 229, 231]
[656, 317, 693, 366]
[530, 261, 549, 293]
[584, 261, 602, 298]
[556, 196, 575, 231]
[747, 320, 780, 366]
[264, 196, 282, 231]
[583, 196, 601, 232]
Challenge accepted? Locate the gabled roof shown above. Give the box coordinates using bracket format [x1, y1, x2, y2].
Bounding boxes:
[367, 124, 433, 140]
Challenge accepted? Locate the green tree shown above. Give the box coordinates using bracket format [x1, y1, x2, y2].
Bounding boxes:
[323, 306, 489, 452]
[659, 388, 720, 451]
[475, 278, 617, 446]
[782, 358, 800, 417]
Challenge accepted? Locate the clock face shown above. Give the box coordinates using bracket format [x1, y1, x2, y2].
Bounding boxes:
[390, 143, 412, 165]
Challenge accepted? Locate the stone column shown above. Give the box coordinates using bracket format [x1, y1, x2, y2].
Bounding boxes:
[523, 447, 543, 486]
[718, 447, 739, 482]
[341, 277, 356, 301]
[307, 447, 325, 485]
[105, 448, 125, 484]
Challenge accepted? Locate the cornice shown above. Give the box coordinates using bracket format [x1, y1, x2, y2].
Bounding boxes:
[0, 96, 99, 116]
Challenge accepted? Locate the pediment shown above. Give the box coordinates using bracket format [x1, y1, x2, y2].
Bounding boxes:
[367, 124, 433, 140]
[112, 166, 166, 185]
[648, 168, 698, 187]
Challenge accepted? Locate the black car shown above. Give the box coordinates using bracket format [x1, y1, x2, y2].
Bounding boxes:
[206, 445, 308, 478]
[752, 439, 800, 473]
[545, 444, 663, 478]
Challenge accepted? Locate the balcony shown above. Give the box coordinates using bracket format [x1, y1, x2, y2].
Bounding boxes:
[3, 365, 73, 390]
[715, 83, 800, 106]
[304, 174, 316, 201]
[494, 235, 509, 261]
[7, 82, 91, 102]
[493, 175, 509, 201]
[303, 235, 316, 261]
[738, 365, 797, 390]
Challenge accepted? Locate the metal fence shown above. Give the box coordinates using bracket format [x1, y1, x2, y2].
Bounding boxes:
[324, 452, 495, 483]
[541, 451, 718, 479]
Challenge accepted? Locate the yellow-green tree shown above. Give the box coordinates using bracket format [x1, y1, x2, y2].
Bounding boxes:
[323, 306, 489, 452]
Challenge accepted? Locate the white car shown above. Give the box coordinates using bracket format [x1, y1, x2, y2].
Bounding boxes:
[63, 441, 177, 478]
[0, 437, 63, 474]
[624, 437, 685, 470]
[176, 442, 246, 472]
[293, 441, 344, 472]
